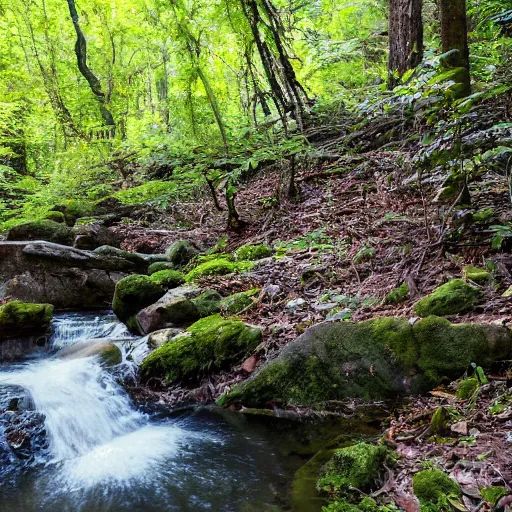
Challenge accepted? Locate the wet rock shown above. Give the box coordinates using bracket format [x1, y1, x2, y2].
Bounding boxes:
[0, 301, 54, 340]
[136, 297, 200, 334]
[148, 328, 185, 349]
[140, 314, 262, 384]
[56, 340, 122, 366]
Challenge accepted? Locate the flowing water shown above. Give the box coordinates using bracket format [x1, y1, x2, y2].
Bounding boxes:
[0, 312, 303, 512]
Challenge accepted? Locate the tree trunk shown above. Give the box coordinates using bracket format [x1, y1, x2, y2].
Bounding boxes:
[388, 0, 423, 89]
[66, 0, 116, 134]
[225, 182, 245, 231]
[439, 0, 470, 97]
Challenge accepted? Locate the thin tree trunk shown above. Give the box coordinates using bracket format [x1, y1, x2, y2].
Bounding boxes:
[439, 0, 471, 97]
[66, 0, 116, 133]
[388, 0, 423, 89]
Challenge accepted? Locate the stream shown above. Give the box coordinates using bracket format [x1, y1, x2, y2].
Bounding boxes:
[0, 312, 378, 512]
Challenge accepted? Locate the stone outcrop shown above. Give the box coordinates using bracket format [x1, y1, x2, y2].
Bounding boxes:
[0, 241, 135, 309]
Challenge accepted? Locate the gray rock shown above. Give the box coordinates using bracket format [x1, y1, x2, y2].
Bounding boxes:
[148, 328, 185, 349]
[73, 224, 120, 250]
[56, 340, 122, 366]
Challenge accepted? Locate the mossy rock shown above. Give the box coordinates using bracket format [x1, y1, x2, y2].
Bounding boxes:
[43, 211, 66, 223]
[456, 377, 479, 399]
[50, 200, 95, 226]
[150, 270, 186, 290]
[185, 258, 254, 282]
[148, 262, 176, 275]
[191, 290, 222, 317]
[6, 220, 74, 245]
[94, 245, 148, 268]
[234, 244, 273, 261]
[414, 279, 479, 317]
[220, 288, 260, 314]
[57, 340, 122, 367]
[220, 316, 512, 408]
[166, 240, 200, 267]
[413, 469, 461, 510]
[317, 443, 388, 497]
[140, 314, 262, 384]
[463, 265, 490, 284]
[0, 301, 54, 339]
[384, 282, 409, 305]
[430, 406, 460, 434]
[112, 274, 165, 324]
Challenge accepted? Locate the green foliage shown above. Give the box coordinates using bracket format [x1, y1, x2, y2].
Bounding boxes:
[384, 283, 409, 305]
[234, 244, 273, 261]
[480, 487, 509, 506]
[185, 258, 254, 282]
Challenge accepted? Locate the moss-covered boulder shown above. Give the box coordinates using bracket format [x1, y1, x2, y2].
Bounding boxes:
[94, 245, 148, 270]
[148, 262, 176, 275]
[220, 317, 512, 408]
[413, 469, 461, 510]
[165, 240, 200, 267]
[234, 244, 272, 261]
[0, 301, 54, 340]
[49, 200, 95, 226]
[6, 220, 74, 246]
[317, 443, 388, 497]
[192, 290, 222, 317]
[140, 314, 262, 384]
[414, 279, 479, 317]
[44, 211, 66, 223]
[463, 265, 490, 284]
[185, 258, 254, 282]
[112, 275, 165, 325]
[220, 288, 259, 314]
[150, 270, 185, 289]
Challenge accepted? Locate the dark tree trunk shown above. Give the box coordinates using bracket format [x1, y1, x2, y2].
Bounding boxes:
[225, 182, 245, 231]
[439, 0, 470, 97]
[388, 0, 423, 89]
[66, 0, 116, 134]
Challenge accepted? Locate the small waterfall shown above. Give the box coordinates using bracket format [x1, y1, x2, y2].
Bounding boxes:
[49, 312, 133, 349]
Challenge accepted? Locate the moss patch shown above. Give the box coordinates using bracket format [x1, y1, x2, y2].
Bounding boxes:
[234, 244, 272, 261]
[220, 289, 259, 314]
[192, 290, 222, 317]
[480, 486, 508, 506]
[456, 377, 479, 399]
[317, 443, 388, 497]
[148, 262, 176, 275]
[185, 258, 254, 282]
[165, 240, 200, 267]
[463, 265, 490, 284]
[50, 200, 95, 226]
[112, 274, 165, 323]
[0, 301, 54, 339]
[384, 282, 409, 305]
[6, 220, 74, 245]
[413, 469, 461, 510]
[150, 270, 185, 289]
[414, 279, 479, 317]
[44, 211, 65, 223]
[140, 314, 262, 384]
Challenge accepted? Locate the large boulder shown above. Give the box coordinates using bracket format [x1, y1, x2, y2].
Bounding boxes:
[6, 220, 74, 246]
[0, 301, 54, 361]
[0, 241, 133, 308]
[220, 317, 512, 408]
[0, 301, 54, 340]
[135, 286, 204, 334]
[56, 340, 122, 366]
[94, 245, 149, 272]
[140, 314, 262, 384]
[112, 275, 165, 330]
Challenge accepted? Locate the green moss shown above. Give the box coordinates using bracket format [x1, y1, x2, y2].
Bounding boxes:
[220, 288, 260, 314]
[384, 282, 409, 305]
[51, 200, 95, 226]
[165, 240, 200, 267]
[112, 274, 165, 323]
[6, 220, 74, 245]
[413, 469, 461, 510]
[150, 270, 185, 289]
[456, 377, 479, 399]
[114, 180, 180, 206]
[317, 443, 388, 496]
[185, 258, 254, 282]
[463, 265, 490, 284]
[472, 209, 495, 225]
[148, 262, 176, 274]
[234, 244, 273, 261]
[480, 486, 508, 505]
[191, 290, 222, 317]
[414, 279, 479, 317]
[44, 211, 65, 223]
[140, 314, 262, 384]
[322, 498, 380, 512]
[0, 301, 54, 339]
[430, 407, 453, 434]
